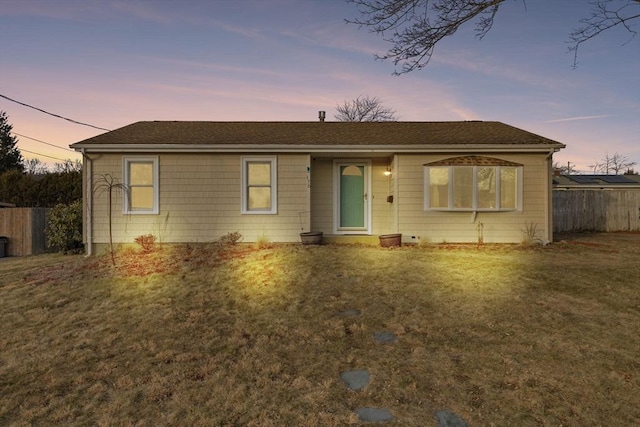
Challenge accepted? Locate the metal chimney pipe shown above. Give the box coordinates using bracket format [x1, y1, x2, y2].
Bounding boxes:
[318, 111, 326, 122]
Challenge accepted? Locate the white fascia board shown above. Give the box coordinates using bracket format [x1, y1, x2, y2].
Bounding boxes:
[72, 143, 565, 154]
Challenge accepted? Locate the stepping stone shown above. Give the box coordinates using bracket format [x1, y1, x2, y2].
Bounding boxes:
[339, 309, 361, 317]
[340, 369, 370, 391]
[373, 331, 396, 344]
[435, 410, 469, 427]
[355, 407, 395, 423]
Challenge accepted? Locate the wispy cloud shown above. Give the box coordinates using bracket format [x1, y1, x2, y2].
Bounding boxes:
[433, 50, 567, 90]
[546, 115, 612, 123]
[140, 56, 286, 79]
[0, 0, 174, 24]
[209, 19, 268, 43]
[110, 1, 173, 24]
[0, 0, 99, 22]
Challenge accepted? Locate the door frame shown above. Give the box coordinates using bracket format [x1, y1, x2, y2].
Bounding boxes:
[333, 159, 372, 235]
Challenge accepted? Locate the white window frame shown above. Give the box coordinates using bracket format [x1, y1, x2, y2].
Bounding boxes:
[241, 156, 277, 214]
[123, 156, 159, 214]
[424, 165, 523, 212]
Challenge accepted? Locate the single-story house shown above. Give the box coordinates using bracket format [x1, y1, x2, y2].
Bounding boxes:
[70, 120, 565, 254]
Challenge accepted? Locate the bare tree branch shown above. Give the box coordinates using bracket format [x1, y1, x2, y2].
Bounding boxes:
[347, 0, 505, 74]
[52, 159, 82, 174]
[23, 158, 49, 175]
[335, 96, 398, 121]
[346, 0, 640, 74]
[568, 0, 640, 68]
[589, 161, 603, 174]
[590, 152, 637, 174]
[553, 161, 576, 175]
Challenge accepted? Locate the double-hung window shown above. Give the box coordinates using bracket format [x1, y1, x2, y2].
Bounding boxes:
[123, 157, 159, 214]
[241, 156, 277, 214]
[424, 156, 522, 211]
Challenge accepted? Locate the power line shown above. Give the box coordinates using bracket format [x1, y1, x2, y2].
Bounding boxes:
[0, 93, 111, 131]
[14, 132, 75, 152]
[20, 148, 73, 162]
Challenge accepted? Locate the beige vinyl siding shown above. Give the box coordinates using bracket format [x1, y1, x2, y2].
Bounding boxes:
[370, 158, 393, 235]
[390, 155, 399, 233]
[309, 157, 332, 233]
[89, 154, 310, 248]
[396, 153, 551, 243]
[87, 151, 553, 247]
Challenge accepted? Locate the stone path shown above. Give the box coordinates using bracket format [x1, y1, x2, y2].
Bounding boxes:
[355, 407, 396, 423]
[373, 330, 397, 344]
[340, 369, 370, 391]
[434, 410, 470, 427]
[338, 308, 470, 425]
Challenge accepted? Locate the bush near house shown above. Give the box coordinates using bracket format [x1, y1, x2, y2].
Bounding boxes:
[46, 200, 83, 253]
[0, 168, 82, 256]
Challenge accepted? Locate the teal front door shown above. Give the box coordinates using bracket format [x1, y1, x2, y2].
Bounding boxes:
[337, 162, 369, 232]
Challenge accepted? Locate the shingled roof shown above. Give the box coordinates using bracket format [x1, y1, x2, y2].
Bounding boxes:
[70, 121, 565, 151]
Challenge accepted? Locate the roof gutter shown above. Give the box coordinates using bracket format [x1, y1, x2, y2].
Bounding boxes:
[71, 143, 566, 154]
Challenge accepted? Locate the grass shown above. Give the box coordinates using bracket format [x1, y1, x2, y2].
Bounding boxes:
[1, 234, 639, 426]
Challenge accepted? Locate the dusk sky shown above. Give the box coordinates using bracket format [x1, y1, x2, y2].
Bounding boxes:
[1, 0, 638, 173]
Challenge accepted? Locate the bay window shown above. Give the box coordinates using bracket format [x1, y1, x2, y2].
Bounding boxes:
[424, 160, 522, 211]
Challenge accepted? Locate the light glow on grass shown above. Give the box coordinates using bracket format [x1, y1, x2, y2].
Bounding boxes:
[425, 249, 532, 294]
[1, 235, 639, 426]
[99, 246, 184, 298]
[225, 247, 306, 307]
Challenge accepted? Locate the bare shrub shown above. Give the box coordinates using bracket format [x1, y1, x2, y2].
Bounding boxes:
[255, 234, 270, 249]
[134, 234, 156, 252]
[217, 231, 242, 245]
[521, 222, 547, 245]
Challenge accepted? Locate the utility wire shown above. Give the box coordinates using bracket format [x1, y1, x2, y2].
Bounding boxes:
[20, 148, 71, 162]
[14, 132, 75, 152]
[0, 94, 111, 131]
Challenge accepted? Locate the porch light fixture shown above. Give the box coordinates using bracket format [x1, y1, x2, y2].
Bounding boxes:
[384, 168, 392, 177]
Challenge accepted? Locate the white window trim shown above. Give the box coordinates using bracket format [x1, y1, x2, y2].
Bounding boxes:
[241, 156, 278, 214]
[424, 165, 523, 212]
[123, 156, 159, 215]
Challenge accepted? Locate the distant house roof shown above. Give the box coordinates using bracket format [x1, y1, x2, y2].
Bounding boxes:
[70, 121, 565, 154]
[553, 174, 640, 189]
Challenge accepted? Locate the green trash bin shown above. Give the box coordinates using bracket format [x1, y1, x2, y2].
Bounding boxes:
[0, 237, 8, 257]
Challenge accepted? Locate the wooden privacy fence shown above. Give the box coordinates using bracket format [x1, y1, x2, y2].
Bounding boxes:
[0, 208, 49, 256]
[553, 190, 640, 232]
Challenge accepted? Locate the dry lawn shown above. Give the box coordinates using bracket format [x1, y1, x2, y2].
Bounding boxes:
[1, 233, 639, 426]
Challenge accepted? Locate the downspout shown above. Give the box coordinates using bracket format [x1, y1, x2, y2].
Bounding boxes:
[82, 149, 93, 256]
[392, 155, 399, 233]
[545, 149, 555, 243]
